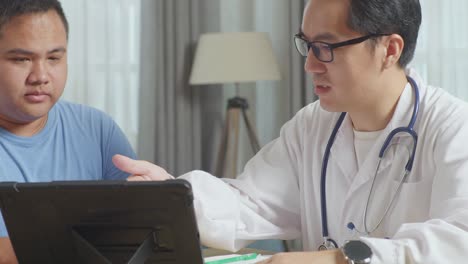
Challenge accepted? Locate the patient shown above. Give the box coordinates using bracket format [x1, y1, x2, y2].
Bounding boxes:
[0, 0, 136, 263]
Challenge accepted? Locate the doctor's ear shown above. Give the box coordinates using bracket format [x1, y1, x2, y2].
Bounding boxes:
[381, 34, 404, 69]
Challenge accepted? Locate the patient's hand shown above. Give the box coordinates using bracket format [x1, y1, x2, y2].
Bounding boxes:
[112, 154, 174, 181]
[0, 238, 18, 264]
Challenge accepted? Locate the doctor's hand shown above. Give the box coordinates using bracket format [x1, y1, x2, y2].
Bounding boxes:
[112, 154, 174, 181]
[256, 249, 346, 264]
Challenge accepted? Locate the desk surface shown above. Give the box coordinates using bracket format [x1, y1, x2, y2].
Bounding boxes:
[203, 248, 276, 258]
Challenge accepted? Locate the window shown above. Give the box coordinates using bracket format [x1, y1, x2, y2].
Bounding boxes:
[410, 0, 468, 100]
[61, 0, 141, 150]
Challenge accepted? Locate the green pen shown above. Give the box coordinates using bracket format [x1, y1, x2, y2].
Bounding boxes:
[205, 253, 258, 264]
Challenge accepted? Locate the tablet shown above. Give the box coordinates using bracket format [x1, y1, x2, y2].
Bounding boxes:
[0, 179, 203, 264]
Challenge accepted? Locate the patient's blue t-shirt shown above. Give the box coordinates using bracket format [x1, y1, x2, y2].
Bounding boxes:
[0, 100, 137, 237]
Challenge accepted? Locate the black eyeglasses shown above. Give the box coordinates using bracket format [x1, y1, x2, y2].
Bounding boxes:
[293, 34, 390, 63]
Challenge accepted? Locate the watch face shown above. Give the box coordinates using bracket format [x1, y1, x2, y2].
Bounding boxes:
[343, 240, 372, 261]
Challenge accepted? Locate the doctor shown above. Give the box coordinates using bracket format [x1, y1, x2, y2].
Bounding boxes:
[115, 0, 468, 263]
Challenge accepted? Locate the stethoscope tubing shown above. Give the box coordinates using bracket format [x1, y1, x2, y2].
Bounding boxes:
[320, 112, 346, 238]
[319, 76, 420, 246]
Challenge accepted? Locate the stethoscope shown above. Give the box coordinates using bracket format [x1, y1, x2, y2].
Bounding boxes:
[318, 76, 420, 250]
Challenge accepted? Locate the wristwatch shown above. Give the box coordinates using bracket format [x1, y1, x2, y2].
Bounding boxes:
[341, 240, 373, 264]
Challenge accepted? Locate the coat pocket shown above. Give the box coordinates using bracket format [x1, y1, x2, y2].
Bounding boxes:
[384, 179, 433, 236]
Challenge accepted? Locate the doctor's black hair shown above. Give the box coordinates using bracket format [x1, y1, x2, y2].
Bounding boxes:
[0, 0, 68, 39]
[347, 0, 421, 68]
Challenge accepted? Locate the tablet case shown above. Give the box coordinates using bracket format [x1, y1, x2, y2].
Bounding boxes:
[0, 179, 203, 264]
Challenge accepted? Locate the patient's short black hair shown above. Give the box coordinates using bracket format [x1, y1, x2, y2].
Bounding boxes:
[0, 0, 68, 38]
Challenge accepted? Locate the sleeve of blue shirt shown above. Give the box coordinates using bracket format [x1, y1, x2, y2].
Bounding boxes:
[100, 115, 137, 180]
[75, 102, 137, 181]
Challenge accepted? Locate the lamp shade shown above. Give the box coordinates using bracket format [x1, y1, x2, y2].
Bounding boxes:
[189, 32, 281, 85]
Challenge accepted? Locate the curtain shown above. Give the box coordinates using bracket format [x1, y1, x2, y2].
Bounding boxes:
[60, 0, 141, 150]
[212, 0, 308, 173]
[410, 0, 468, 100]
[138, 0, 204, 176]
[137, 0, 308, 176]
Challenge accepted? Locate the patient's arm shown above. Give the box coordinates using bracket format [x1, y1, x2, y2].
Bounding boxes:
[0, 238, 18, 264]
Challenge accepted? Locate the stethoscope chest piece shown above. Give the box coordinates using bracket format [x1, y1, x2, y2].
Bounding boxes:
[318, 238, 338, 251]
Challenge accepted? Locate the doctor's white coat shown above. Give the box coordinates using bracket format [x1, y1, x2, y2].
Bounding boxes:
[180, 69, 468, 263]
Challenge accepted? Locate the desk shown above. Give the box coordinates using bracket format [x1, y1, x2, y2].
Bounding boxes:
[203, 248, 276, 258]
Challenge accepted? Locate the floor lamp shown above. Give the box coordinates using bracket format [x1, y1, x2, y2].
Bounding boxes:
[189, 32, 281, 179]
[215, 94, 261, 179]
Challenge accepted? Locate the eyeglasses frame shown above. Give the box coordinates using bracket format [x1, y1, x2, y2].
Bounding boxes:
[294, 33, 391, 62]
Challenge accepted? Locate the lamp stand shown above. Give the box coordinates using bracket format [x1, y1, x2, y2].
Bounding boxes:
[215, 97, 261, 179]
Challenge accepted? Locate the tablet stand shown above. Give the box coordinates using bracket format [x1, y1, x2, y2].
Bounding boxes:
[73, 228, 156, 264]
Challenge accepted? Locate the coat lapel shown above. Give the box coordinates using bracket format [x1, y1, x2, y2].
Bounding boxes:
[338, 80, 421, 239]
[328, 114, 357, 186]
[326, 81, 418, 199]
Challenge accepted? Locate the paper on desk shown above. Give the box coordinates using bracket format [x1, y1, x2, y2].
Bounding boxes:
[204, 254, 271, 264]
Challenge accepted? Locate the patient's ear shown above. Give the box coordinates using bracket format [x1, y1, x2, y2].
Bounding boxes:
[382, 34, 404, 69]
